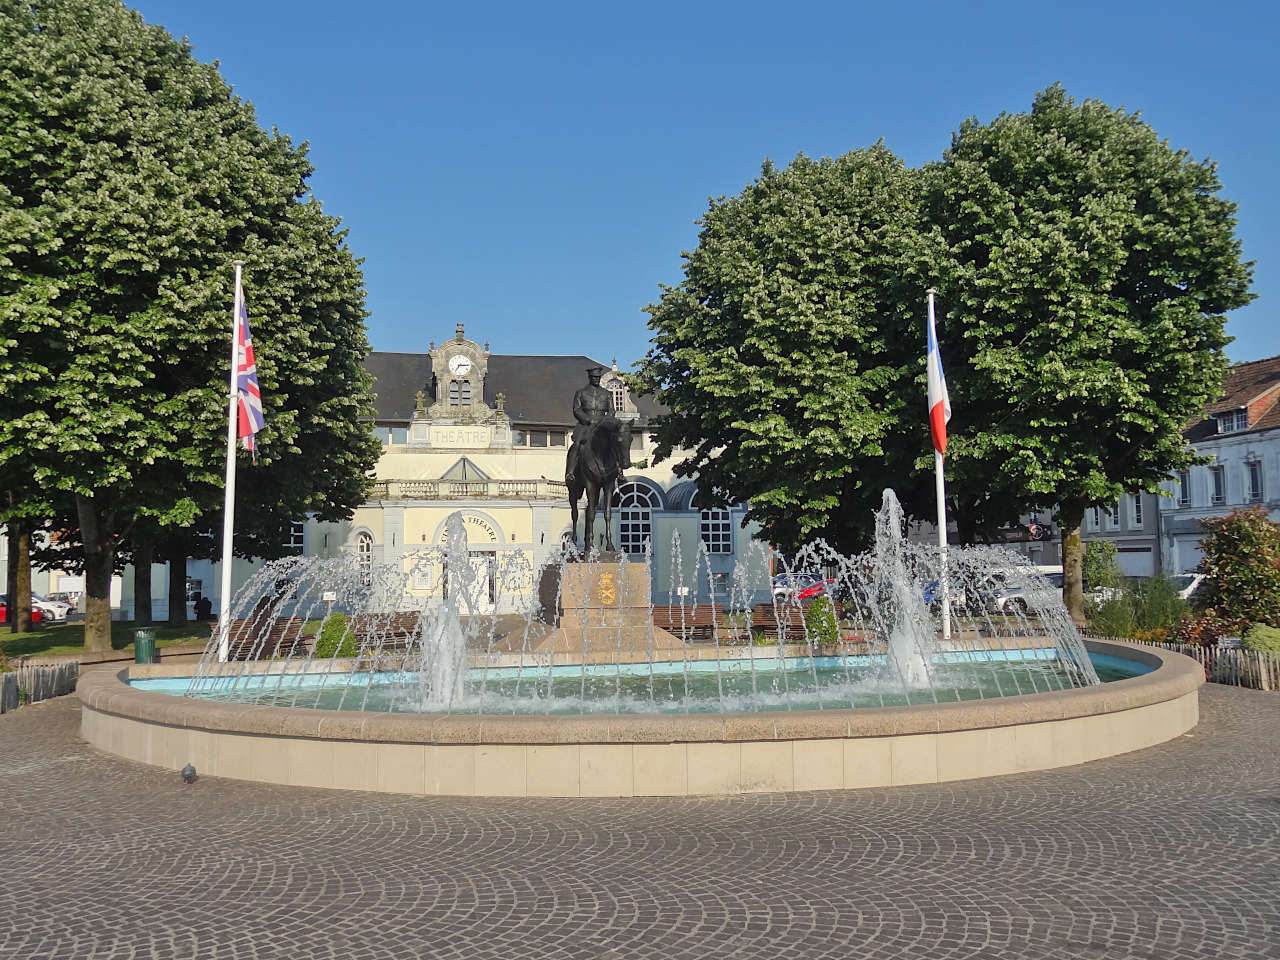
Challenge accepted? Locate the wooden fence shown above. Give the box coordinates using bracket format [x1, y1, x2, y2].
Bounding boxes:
[1123, 638, 1280, 692]
[0, 662, 80, 713]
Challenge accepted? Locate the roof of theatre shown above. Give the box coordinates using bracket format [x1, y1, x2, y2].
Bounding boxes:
[364, 352, 665, 425]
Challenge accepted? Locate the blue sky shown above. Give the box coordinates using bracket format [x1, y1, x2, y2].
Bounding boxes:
[134, 0, 1276, 367]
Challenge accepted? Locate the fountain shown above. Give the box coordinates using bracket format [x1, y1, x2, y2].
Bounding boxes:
[79, 490, 1203, 796]
[175, 490, 1099, 714]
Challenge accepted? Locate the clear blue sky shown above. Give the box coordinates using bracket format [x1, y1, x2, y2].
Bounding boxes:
[133, 0, 1276, 367]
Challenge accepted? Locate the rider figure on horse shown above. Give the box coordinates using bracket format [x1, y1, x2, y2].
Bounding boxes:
[565, 366, 614, 487]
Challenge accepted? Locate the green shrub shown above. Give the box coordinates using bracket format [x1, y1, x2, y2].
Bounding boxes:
[1195, 507, 1280, 621]
[1083, 541, 1120, 591]
[1129, 575, 1190, 631]
[314, 612, 358, 658]
[1087, 594, 1134, 638]
[804, 597, 840, 645]
[1171, 612, 1249, 646]
[1243, 623, 1280, 654]
[1087, 574, 1189, 638]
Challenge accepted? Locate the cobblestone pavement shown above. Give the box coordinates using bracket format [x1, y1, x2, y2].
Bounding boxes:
[2, 685, 1279, 960]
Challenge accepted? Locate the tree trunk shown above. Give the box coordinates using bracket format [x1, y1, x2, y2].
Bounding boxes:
[132, 524, 155, 627]
[14, 521, 32, 633]
[1059, 499, 1087, 628]
[75, 494, 116, 654]
[5, 520, 17, 634]
[166, 533, 188, 627]
[953, 506, 978, 546]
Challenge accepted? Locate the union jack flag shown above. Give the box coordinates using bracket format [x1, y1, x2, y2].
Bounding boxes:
[234, 278, 265, 459]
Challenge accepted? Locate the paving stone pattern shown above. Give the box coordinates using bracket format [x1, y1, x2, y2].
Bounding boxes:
[1, 683, 1279, 959]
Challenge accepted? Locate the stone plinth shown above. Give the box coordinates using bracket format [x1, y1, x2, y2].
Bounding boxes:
[538, 561, 683, 654]
[559, 561, 650, 630]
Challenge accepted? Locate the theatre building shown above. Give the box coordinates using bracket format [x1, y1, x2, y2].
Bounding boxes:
[268, 325, 768, 615]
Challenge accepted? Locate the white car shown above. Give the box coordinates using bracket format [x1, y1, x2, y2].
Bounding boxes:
[1171, 573, 1207, 601]
[990, 570, 1064, 615]
[32, 594, 71, 621]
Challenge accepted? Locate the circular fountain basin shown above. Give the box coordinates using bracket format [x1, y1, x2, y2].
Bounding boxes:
[80, 640, 1202, 797]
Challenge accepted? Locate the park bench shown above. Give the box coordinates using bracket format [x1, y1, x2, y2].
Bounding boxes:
[342, 611, 423, 650]
[215, 616, 311, 660]
[650, 604, 740, 643]
[747, 603, 809, 644]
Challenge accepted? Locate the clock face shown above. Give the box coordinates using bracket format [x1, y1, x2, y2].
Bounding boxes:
[448, 354, 472, 376]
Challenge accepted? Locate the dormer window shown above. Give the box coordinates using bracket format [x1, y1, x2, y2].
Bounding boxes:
[1216, 409, 1249, 433]
[601, 371, 626, 412]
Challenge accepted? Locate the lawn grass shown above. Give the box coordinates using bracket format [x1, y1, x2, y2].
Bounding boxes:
[0, 620, 210, 659]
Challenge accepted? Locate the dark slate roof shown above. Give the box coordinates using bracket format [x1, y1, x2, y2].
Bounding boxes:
[365, 352, 433, 421]
[364, 352, 666, 426]
[1184, 355, 1280, 442]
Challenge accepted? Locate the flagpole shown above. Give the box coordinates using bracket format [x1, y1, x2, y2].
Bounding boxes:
[217, 260, 245, 662]
[928, 288, 952, 641]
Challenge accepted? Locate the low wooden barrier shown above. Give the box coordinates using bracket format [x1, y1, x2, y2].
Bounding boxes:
[1125, 638, 1280, 691]
[0, 662, 79, 712]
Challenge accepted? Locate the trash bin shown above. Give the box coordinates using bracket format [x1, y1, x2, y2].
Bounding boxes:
[134, 628, 158, 664]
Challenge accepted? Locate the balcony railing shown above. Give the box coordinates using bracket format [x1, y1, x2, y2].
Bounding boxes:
[370, 479, 570, 501]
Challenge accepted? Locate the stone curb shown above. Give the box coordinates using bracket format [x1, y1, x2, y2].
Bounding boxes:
[77, 639, 1203, 746]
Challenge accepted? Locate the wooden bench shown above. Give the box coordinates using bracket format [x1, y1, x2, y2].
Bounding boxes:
[650, 605, 756, 644]
[215, 616, 311, 660]
[343, 611, 423, 649]
[746, 603, 809, 643]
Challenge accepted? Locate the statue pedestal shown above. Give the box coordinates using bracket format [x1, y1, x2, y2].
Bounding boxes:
[535, 562, 682, 656]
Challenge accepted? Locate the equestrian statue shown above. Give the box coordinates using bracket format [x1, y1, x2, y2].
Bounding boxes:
[565, 366, 631, 554]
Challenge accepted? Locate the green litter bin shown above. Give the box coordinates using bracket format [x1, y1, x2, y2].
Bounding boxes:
[134, 628, 158, 664]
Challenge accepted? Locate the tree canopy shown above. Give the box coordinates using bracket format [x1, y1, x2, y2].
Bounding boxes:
[635, 146, 936, 552]
[0, 0, 379, 649]
[925, 85, 1253, 618]
[640, 86, 1252, 618]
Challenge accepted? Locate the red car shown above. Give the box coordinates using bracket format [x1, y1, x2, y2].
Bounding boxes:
[794, 578, 837, 601]
[0, 599, 44, 625]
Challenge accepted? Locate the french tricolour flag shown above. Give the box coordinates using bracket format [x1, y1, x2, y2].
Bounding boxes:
[234, 278, 265, 457]
[926, 295, 951, 456]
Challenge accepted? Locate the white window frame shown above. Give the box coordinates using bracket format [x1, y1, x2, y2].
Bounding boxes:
[1217, 409, 1248, 434]
[1246, 460, 1265, 503]
[1101, 503, 1120, 531]
[284, 521, 305, 554]
[1177, 469, 1191, 506]
[613, 481, 660, 556]
[357, 532, 374, 586]
[699, 509, 733, 554]
[1088, 506, 1101, 531]
[1130, 494, 1143, 527]
[1209, 464, 1226, 505]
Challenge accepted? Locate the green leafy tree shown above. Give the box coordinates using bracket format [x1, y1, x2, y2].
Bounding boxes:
[1195, 507, 1280, 625]
[1082, 541, 1120, 590]
[925, 86, 1253, 622]
[636, 147, 937, 552]
[0, 0, 377, 651]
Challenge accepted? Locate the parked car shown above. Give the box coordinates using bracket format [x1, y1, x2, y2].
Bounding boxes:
[794, 577, 838, 601]
[32, 594, 71, 621]
[989, 568, 1064, 614]
[0, 598, 44, 625]
[771, 572, 824, 599]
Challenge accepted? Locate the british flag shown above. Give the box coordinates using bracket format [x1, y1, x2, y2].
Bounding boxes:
[235, 279, 265, 458]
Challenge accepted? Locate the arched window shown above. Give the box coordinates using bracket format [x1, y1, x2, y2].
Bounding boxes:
[357, 532, 374, 586]
[613, 481, 660, 555]
[448, 381, 460, 405]
[602, 374, 625, 412]
[460, 380, 471, 403]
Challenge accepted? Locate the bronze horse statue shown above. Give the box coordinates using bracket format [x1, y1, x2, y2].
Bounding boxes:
[567, 418, 632, 554]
